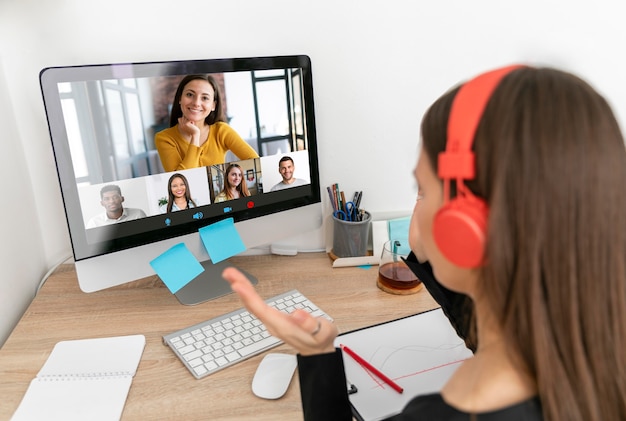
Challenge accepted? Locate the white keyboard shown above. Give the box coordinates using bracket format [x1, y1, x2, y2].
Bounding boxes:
[163, 289, 333, 379]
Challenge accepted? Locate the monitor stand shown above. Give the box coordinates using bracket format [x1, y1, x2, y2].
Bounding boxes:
[173, 259, 258, 306]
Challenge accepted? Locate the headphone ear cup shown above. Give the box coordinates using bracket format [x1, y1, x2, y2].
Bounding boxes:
[433, 195, 488, 268]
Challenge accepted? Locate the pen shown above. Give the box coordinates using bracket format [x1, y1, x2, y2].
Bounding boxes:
[351, 191, 360, 220]
[340, 344, 404, 394]
[327, 186, 338, 212]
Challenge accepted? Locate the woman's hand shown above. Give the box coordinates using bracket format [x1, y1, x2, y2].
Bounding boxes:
[177, 116, 201, 146]
[222, 267, 338, 356]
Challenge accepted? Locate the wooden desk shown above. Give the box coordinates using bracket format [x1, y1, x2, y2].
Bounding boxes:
[0, 252, 438, 420]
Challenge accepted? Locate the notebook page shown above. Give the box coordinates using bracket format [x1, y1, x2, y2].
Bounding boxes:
[11, 376, 132, 421]
[37, 334, 145, 377]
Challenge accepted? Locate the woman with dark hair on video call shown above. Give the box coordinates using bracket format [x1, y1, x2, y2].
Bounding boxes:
[222, 65, 626, 420]
[214, 163, 250, 203]
[160, 173, 196, 213]
[155, 74, 259, 172]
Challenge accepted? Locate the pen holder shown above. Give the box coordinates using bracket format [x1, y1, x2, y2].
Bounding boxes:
[332, 211, 371, 258]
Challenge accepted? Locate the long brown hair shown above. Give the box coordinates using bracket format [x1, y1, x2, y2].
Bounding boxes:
[421, 67, 626, 420]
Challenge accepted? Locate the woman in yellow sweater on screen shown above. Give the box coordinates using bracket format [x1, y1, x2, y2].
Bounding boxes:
[155, 74, 259, 172]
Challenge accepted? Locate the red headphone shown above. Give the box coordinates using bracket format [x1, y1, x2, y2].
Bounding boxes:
[433, 65, 522, 268]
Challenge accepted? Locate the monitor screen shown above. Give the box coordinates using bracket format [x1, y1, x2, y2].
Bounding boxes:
[40, 55, 322, 303]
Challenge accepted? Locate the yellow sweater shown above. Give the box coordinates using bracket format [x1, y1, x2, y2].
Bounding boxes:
[155, 122, 259, 172]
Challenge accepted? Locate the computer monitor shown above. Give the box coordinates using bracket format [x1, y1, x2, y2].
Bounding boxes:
[40, 55, 322, 305]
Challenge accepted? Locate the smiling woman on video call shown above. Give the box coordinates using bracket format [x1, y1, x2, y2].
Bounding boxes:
[222, 65, 626, 420]
[160, 173, 196, 213]
[214, 163, 250, 203]
[155, 74, 259, 172]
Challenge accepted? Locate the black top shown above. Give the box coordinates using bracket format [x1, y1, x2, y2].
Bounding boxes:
[296, 252, 543, 420]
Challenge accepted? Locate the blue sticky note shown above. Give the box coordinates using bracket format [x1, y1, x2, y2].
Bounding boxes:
[388, 216, 411, 255]
[198, 217, 246, 264]
[149, 243, 204, 294]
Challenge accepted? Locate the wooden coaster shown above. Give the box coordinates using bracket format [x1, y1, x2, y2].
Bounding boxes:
[377, 278, 424, 295]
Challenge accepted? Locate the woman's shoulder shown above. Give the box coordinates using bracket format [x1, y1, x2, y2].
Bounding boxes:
[397, 393, 542, 421]
[211, 121, 229, 129]
[211, 121, 239, 137]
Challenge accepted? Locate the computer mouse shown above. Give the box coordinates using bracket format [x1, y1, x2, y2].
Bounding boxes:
[251, 353, 298, 399]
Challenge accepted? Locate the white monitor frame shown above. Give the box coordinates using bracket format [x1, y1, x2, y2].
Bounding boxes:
[41, 55, 322, 302]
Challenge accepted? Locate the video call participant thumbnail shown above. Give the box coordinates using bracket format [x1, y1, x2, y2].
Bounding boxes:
[270, 156, 309, 192]
[215, 163, 251, 203]
[160, 173, 197, 213]
[155, 74, 259, 172]
[86, 185, 147, 228]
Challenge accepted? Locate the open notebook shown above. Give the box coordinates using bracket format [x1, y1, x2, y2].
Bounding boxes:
[335, 308, 473, 421]
[11, 334, 145, 421]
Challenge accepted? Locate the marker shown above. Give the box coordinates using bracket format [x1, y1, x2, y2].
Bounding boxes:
[340, 344, 404, 394]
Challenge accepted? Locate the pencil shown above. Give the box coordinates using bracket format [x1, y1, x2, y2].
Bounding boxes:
[339, 344, 404, 394]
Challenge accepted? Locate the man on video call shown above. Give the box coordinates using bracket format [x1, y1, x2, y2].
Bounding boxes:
[269, 156, 309, 192]
[86, 184, 147, 228]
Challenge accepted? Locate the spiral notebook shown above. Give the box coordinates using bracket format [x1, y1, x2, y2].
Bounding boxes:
[11, 334, 146, 421]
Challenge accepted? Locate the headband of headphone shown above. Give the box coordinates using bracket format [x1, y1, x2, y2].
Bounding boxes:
[433, 65, 523, 268]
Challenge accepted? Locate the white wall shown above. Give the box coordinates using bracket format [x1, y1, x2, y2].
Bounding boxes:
[1, 0, 625, 345]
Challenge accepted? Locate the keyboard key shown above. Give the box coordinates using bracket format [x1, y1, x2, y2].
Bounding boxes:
[238, 336, 281, 357]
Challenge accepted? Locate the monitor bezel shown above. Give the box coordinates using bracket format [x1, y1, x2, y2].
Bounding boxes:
[40, 55, 321, 262]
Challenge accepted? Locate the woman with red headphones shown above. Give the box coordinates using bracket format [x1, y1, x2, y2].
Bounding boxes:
[223, 65, 626, 420]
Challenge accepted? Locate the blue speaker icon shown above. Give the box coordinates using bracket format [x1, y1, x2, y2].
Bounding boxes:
[192, 212, 203, 220]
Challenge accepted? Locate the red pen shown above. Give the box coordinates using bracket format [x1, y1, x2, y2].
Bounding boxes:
[340, 344, 404, 394]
